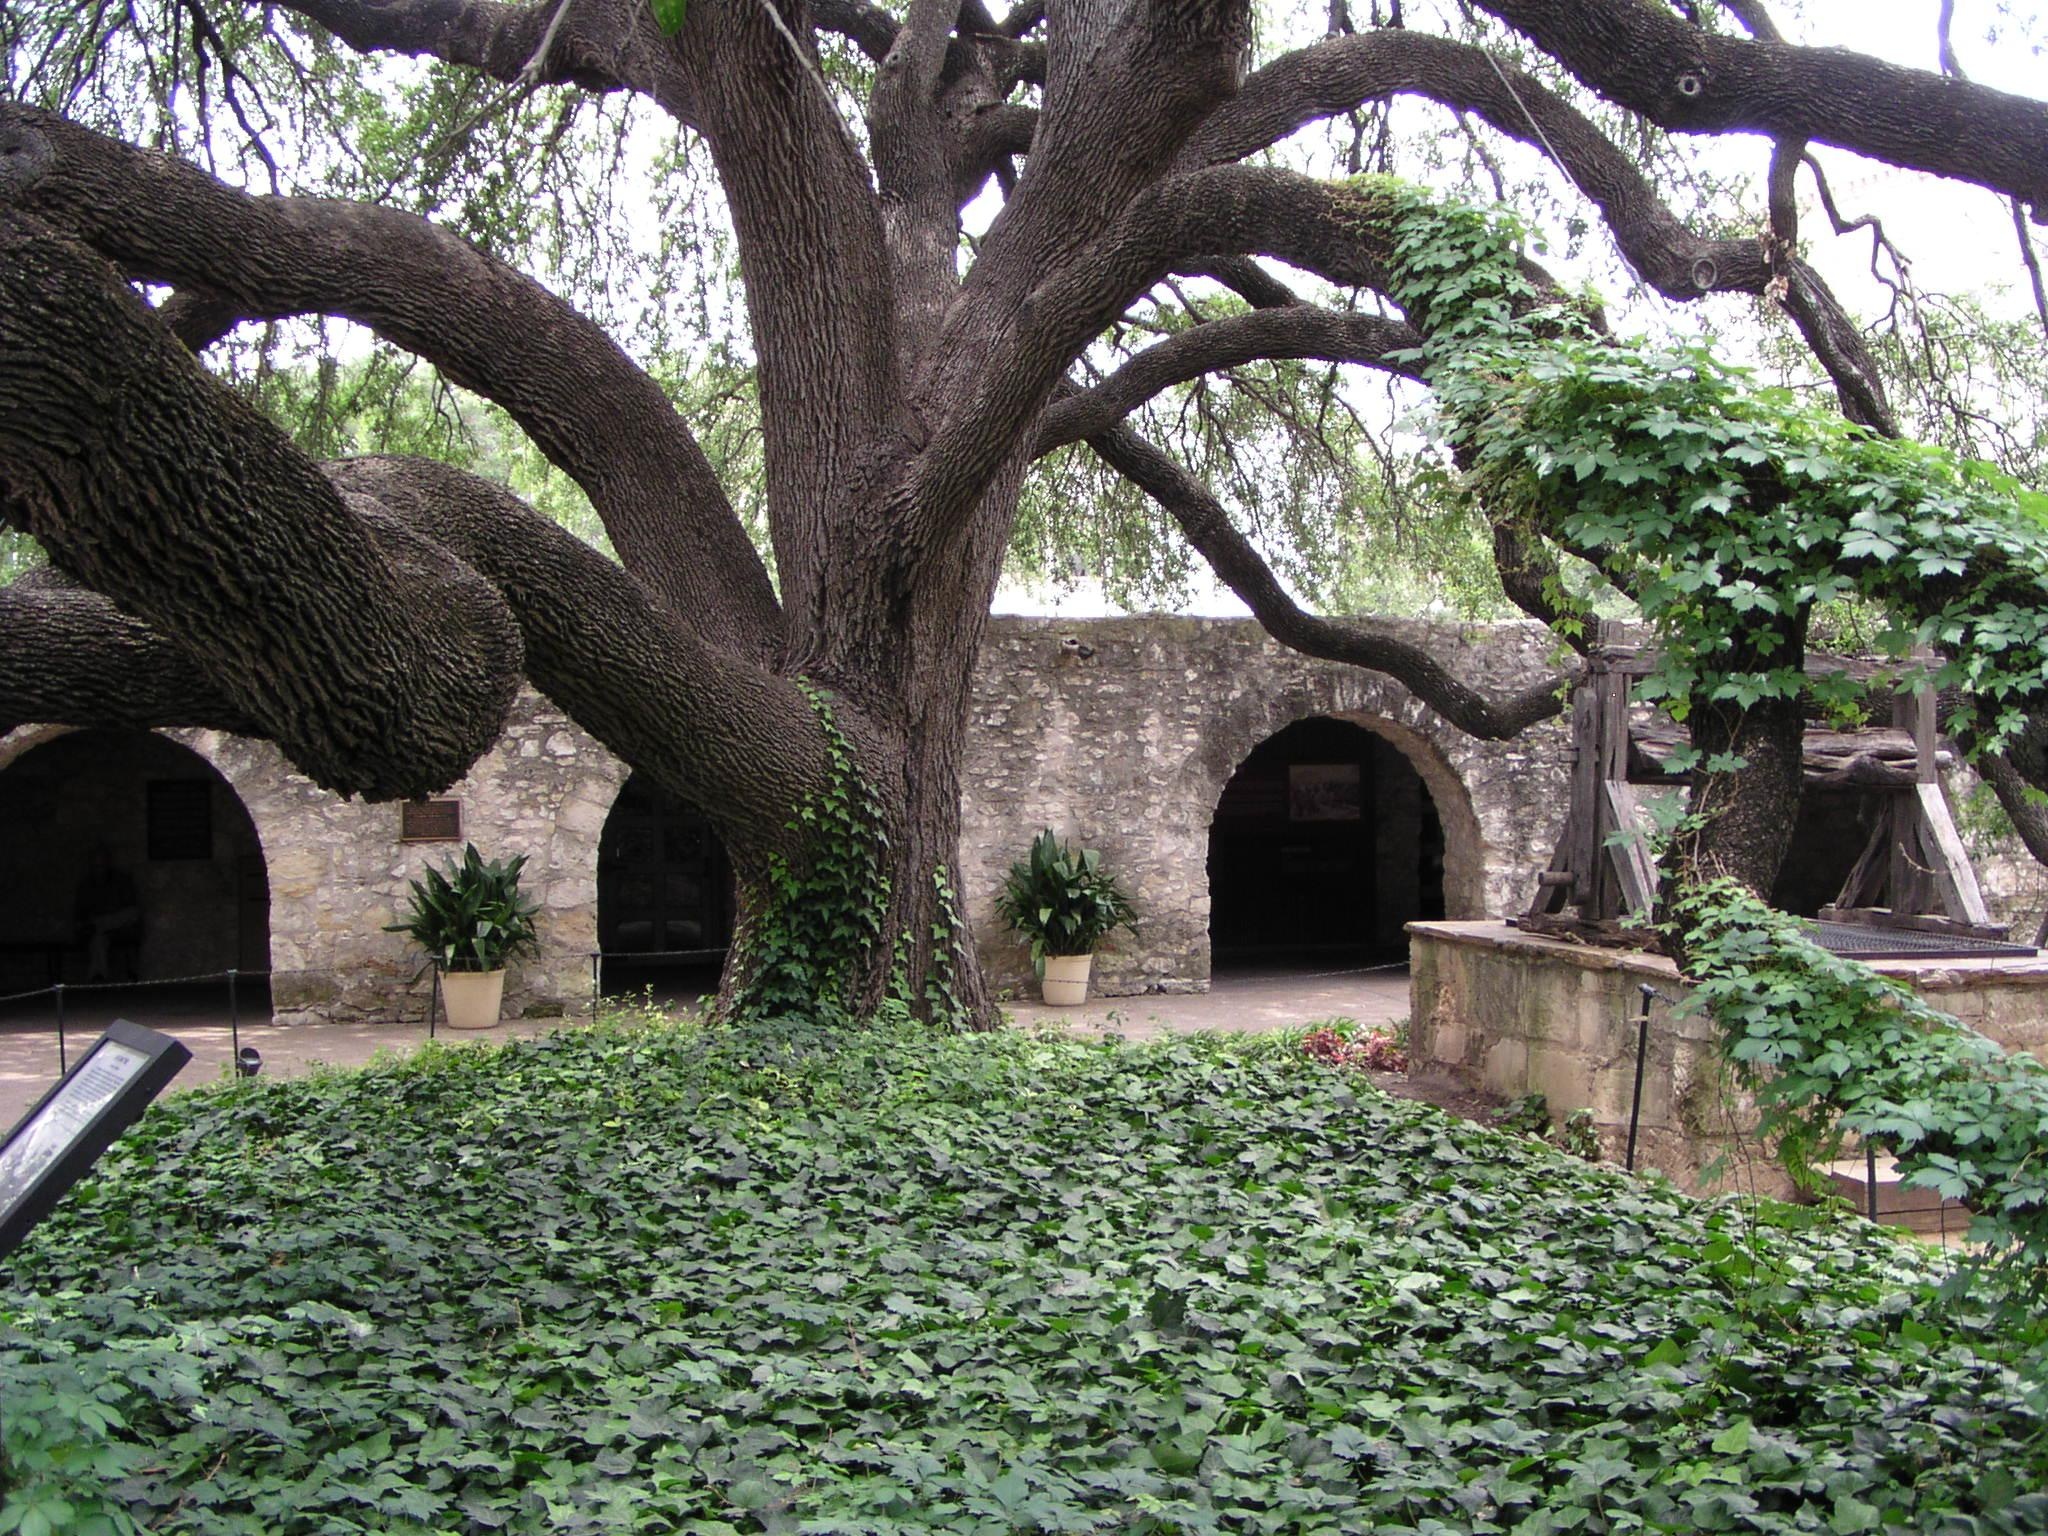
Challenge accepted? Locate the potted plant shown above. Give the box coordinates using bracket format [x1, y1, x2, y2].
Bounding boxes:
[995, 828, 1137, 1005]
[387, 843, 541, 1030]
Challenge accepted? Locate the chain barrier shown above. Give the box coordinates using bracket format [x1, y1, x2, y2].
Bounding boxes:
[1273, 959, 1413, 982]
[0, 969, 276, 1001]
[0, 967, 272, 1080]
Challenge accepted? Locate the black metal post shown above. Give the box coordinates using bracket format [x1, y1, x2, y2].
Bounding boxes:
[53, 982, 66, 1075]
[1626, 983, 1657, 1172]
[1866, 1141, 1880, 1221]
[428, 962, 440, 1040]
[227, 968, 240, 1059]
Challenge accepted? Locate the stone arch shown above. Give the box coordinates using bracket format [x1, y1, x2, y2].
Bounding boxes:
[1192, 672, 1490, 925]
[0, 727, 271, 992]
[1203, 708, 1486, 969]
[595, 771, 735, 998]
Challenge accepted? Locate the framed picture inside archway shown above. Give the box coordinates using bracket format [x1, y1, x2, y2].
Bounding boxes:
[1288, 763, 1362, 822]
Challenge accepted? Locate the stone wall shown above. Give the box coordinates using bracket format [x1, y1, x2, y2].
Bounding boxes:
[960, 617, 1571, 996]
[13, 613, 2038, 1025]
[1, 700, 622, 1025]
[1409, 920, 2048, 1197]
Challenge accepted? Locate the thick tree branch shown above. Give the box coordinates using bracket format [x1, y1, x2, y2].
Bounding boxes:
[955, 102, 1037, 201]
[1185, 31, 1775, 303]
[1179, 255, 1304, 310]
[269, 0, 698, 109]
[1181, 32, 1896, 419]
[153, 287, 247, 353]
[0, 577, 258, 740]
[908, 0, 1260, 534]
[1033, 305, 1419, 454]
[872, 0, 974, 362]
[673, 0, 898, 643]
[0, 104, 780, 657]
[954, 0, 1252, 322]
[1474, 0, 2048, 215]
[811, 0, 900, 59]
[1975, 749, 2048, 870]
[328, 458, 833, 839]
[1086, 420, 1569, 739]
[1713, 0, 1782, 43]
[811, 0, 1046, 83]
[0, 211, 523, 799]
[0, 457, 836, 842]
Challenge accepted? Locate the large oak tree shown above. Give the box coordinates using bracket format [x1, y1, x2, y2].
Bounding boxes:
[3, 0, 2046, 1021]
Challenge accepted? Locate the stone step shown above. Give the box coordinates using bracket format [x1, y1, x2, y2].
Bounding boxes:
[1824, 1154, 1972, 1238]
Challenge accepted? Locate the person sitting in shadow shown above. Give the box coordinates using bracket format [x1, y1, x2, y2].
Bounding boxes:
[73, 847, 143, 982]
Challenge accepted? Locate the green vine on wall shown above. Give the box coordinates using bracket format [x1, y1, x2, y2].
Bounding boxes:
[1676, 880, 2048, 1303]
[726, 683, 971, 1029]
[1371, 179, 2048, 1298]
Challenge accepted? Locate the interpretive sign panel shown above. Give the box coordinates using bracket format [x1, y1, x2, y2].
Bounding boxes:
[0, 1020, 190, 1260]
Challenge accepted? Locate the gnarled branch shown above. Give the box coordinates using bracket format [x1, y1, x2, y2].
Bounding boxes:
[327, 457, 833, 838]
[1086, 419, 1570, 740]
[1474, 0, 2048, 214]
[1034, 304, 1420, 454]
[0, 211, 522, 799]
[0, 103, 780, 656]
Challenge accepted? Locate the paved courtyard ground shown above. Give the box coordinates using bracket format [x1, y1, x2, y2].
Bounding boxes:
[0, 965, 1412, 1126]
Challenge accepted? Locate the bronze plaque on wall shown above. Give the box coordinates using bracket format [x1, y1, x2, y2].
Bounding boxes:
[400, 799, 463, 843]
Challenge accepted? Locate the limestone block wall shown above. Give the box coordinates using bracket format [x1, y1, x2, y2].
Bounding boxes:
[209, 695, 623, 1026]
[1410, 920, 2048, 1198]
[15, 614, 2048, 1026]
[0, 699, 622, 1026]
[1408, 921, 1777, 1196]
[960, 617, 1572, 997]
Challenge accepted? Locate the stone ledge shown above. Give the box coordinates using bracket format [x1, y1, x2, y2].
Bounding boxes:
[1408, 918, 2048, 991]
[1406, 919, 1677, 980]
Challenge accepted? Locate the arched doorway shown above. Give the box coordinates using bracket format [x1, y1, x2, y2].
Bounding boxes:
[0, 729, 270, 1015]
[596, 773, 735, 1001]
[1206, 716, 1448, 970]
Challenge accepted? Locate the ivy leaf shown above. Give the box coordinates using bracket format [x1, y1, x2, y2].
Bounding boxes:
[650, 0, 688, 34]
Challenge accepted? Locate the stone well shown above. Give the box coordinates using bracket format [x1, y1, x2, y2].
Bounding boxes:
[1408, 919, 2048, 1197]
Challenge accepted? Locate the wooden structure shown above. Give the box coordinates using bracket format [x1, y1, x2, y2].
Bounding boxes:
[1525, 650, 1660, 924]
[1526, 647, 2003, 938]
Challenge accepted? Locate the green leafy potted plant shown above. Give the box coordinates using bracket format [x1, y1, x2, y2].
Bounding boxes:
[386, 843, 541, 1030]
[995, 828, 1137, 1005]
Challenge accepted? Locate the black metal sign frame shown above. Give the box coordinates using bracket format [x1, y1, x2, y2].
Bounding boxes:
[0, 1019, 190, 1261]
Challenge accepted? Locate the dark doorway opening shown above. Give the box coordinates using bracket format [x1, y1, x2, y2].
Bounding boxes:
[1771, 787, 1886, 918]
[0, 730, 270, 1021]
[1207, 716, 1445, 972]
[596, 774, 735, 1005]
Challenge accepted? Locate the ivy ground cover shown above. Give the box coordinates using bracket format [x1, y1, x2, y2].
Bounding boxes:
[3, 1020, 2044, 1534]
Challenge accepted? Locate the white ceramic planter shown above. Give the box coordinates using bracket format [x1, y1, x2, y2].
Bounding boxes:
[1041, 952, 1093, 1006]
[441, 968, 507, 1030]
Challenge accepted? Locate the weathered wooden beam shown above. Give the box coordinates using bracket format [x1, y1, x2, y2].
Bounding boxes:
[1604, 779, 1658, 917]
[1630, 723, 1954, 788]
[1916, 779, 1993, 925]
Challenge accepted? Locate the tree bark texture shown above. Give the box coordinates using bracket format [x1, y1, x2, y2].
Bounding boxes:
[0, 211, 524, 799]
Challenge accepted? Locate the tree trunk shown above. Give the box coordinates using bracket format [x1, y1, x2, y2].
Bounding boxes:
[714, 678, 992, 1030]
[1661, 693, 1808, 966]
